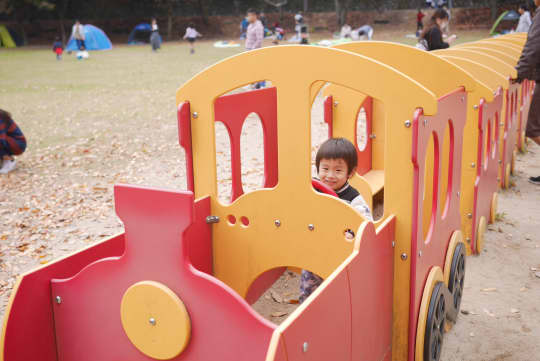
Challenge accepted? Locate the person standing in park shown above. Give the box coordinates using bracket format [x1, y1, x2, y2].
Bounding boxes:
[150, 18, 161, 52]
[0, 109, 26, 174]
[245, 8, 265, 89]
[71, 20, 85, 50]
[183, 23, 202, 54]
[419, 9, 456, 51]
[516, 4, 532, 33]
[516, 0, 540, 184]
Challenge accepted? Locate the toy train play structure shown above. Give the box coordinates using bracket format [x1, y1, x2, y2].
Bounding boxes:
[1, 33, 533, 361]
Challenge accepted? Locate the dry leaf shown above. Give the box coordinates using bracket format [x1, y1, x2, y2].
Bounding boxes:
[481, 288, 497, 292]
[510, 308, 520, 314]
[271, 311, 288, 318]
[270, 290, 283, 303]
[483, 308, 495, 317]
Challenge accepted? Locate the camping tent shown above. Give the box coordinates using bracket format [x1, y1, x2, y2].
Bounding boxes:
[128, 23, 151, 44]
[0, 25, 16, 48]
[66, 24, 112, 51]
[490, 10, 520, 35]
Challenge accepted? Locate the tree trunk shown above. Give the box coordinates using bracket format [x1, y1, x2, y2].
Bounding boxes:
[57, 0, 70, 45]
[167, 2, 173, 40]
[490, 0, 498, 21]
[303, 0, 308, 13]
[197, 0, 209, 25]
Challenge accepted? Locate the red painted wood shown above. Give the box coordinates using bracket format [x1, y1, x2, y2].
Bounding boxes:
[214, 87, 279, 202]
[356, 96, 373, 176]
[409, 89, 468, 361]
[348, 220, 395, 361]
[472, 90, 503, 251]
[501, 83, 520, 187]
[323, 95, 334, 138]
[51, 185, 275, 361]
[178, 102, 194, 193]
[1, 234, 125, 361]
[184, 197, 213, 275]
[279, 264, 352, 361]
[311, 178, 338, 197]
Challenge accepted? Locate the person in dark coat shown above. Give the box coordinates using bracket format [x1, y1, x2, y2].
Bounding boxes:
[420, 9, 456, 51]
[0, 109, 26, 174]
[516, 0, 540, 184]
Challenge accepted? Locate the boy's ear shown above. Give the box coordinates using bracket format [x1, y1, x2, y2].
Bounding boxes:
[348, 167, 357, 179]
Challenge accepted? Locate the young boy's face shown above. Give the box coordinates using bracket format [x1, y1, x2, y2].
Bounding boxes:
[247, 12, 257, 23]
[318, 158, 354, 191]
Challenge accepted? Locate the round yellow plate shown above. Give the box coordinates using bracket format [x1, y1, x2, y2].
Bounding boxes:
[120, 281, 191, 360]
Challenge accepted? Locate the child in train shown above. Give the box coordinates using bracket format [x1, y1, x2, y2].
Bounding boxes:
[300, 138, 373, 303]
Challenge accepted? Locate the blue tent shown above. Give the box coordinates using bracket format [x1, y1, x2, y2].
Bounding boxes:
[66, 24, 112, 51]
[128, 23, 152, 44]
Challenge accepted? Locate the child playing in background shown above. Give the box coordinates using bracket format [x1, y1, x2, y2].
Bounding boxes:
[52, 36, 63, 60]
[299, 138, 373, 303]
[0, 109, 26, 174]
[183, 23, 202, 54]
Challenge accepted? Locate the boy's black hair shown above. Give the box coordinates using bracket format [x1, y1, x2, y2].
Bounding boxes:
[188, 22, 195, 28]
[519, 3, 528, 11]
[315, 138, 358, 175]
[247, 8, 258, 15]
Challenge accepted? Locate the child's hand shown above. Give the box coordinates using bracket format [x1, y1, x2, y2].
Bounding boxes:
[448, 34, 457, 44]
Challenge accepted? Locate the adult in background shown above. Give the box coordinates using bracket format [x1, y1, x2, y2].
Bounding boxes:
[71, 20, 85, 50]
[240, 16, 249, 40]
[150, 18, 161, 51]
[517, 4, 532, 33]
[245, 8, 265, 89]
[419, 9, 456, 51]
[516, 0, 540, 184]
[0, 109, 26, 174]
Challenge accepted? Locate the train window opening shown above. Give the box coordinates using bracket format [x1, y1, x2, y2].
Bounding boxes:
[240, 113, 265, 194]
[423, 133, 439, 244]
[215, 121, 233, 204]
[250, 268, 306, 325]
[440, 120, 454, 219]
[310, 82, 330, 178]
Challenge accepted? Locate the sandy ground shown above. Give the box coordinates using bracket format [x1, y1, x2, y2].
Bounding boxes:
[1, 32, 539, 360]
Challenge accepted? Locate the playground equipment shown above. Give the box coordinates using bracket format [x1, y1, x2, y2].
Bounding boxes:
[1, 34, 532, 361]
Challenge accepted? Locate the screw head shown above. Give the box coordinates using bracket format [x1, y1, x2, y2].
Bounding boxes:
[303, 342, 309, 353]
[466, 237, 471, 243]
[149, 318, 156, 326]
[333, 101, 339, 107]
[308, 224, 315, 231]
[192, 112, 198, 119]
[457, 191, 461, 197]
[471, 162, 476, 168]
[404, 120, 411, 128]
[474, 105, 479, 110]
[274, 219, 281, 227]
[419, 250, 422, 257]
[401, 253, 408, 261]
[423, 119, 428, 126]
[55, 296, 62, 304]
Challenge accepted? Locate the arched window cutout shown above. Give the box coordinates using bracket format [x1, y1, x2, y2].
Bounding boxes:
[483, 118, 491, 171]
[356, 107, 368, 152]
[241, 113, 265, 194]
[250, 268, 313, 325]
[215, 121, 233, 204]
[423, 133, 439, 244]
[439, 120, 454, 219]
[311, 83, 330, 178]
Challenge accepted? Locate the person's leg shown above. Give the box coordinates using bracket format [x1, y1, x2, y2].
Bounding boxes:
[526, 83, 540, 184]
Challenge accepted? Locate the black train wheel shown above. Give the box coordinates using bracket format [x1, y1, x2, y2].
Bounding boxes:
[448, 242, 466, 312]
[424, 282, 446, 361]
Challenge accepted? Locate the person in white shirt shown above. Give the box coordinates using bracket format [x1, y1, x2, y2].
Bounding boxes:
[71, 20, 86, 50]
[183, 23, 202, 54]
[517, 4, 533, 33]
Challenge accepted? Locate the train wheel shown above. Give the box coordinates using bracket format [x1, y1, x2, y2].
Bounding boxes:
[476, 216, 487, 254]
[424, 282, 446, 361]
[489, 193, 498, 224]
[448, 243, 466, 313]
[416, 267, 444, 361]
